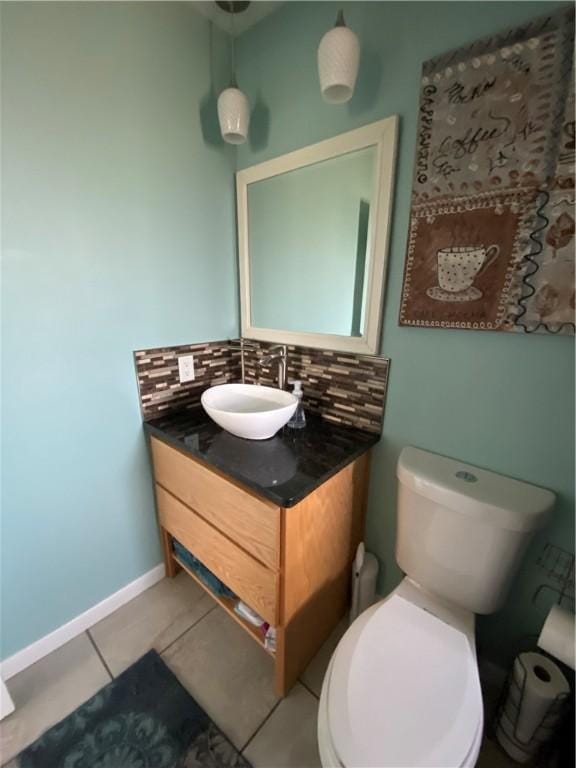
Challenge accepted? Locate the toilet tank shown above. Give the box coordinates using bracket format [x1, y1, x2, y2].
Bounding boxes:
[396, 447, 555, 614]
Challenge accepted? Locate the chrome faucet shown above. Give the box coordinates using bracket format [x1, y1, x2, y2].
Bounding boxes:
[258, 345, 287, 390]
[227, 339, 259, 383]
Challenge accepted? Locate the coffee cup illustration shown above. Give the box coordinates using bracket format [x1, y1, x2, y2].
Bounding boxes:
[427, 245, 500, 302]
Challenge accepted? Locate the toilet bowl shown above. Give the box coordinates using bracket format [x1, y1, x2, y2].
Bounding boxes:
[318, 579, 484, 768]
[317, 446, 555, 768]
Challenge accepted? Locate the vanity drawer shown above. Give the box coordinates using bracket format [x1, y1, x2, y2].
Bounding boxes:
[155, 484, 278, 625]
[150, 437, 279, 569]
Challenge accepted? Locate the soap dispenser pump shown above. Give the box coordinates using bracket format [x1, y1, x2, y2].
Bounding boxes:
[287, 380, 306, 429]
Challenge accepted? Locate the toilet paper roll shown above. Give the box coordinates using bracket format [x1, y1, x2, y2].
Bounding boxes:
[513, 652, 569, 744]
[538, 604, 575, 670]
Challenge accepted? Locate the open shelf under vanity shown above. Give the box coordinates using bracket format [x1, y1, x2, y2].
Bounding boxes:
[172, 552, 275, 657]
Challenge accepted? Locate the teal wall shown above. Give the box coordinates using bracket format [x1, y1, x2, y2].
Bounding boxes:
[236, 1, 575, 664]
[1, 3, 237, 658]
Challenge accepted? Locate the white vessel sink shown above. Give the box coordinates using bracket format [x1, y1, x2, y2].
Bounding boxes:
[201, 383, 298, 440]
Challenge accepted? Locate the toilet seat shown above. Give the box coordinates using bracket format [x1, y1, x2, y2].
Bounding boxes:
[322, 592, 483, 767]
[319, 657, 483, 768]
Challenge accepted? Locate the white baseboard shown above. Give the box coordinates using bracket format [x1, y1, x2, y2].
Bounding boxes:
[0, 679, 15, 720]
[1, 563, 165, 681]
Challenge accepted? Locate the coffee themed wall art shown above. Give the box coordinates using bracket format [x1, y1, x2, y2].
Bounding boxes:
[399, 8, 575, 334]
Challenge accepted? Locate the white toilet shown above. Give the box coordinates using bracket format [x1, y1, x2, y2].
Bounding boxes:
[318, 446, 555, 768]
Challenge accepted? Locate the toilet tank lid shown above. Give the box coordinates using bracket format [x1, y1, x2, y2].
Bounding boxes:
[397, 447, 555, 532]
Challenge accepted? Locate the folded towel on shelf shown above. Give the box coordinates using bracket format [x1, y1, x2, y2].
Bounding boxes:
[172, 539, 236, 599]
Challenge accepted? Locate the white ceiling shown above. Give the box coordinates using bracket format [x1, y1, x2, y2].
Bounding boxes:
[191, 1, 284, 37]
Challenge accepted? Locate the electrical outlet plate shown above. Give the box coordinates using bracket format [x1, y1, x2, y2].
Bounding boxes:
[178, 354, 195, 383]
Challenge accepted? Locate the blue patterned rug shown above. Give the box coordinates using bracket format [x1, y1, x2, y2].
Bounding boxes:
[14, 650, 251, 768]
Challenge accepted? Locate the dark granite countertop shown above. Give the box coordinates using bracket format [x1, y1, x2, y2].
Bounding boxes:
[144, 408, 378, 507]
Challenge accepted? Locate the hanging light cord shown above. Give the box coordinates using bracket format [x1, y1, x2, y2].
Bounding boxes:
[229, 1, 237, 88]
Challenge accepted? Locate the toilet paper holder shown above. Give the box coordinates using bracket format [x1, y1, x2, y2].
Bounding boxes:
[493, 653, 571, 763]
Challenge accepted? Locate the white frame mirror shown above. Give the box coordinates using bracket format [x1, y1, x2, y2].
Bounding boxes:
[236, 116, 398, 354]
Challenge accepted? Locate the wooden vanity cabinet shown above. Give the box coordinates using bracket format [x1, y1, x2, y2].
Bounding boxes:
[150, 436, 370, 697]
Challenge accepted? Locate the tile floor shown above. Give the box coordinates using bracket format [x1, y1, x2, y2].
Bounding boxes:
[0, 572, 516, 767]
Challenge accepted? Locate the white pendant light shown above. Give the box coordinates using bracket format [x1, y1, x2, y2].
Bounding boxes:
[218, 79, 249, 145]
[218, 1, 250, 144]
[318, 10, 360, 104]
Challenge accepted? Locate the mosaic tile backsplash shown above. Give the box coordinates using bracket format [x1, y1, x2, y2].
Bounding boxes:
[242, 342, 389, 434]
[134, 339, 389, 433]
[134, 340, 241, 421]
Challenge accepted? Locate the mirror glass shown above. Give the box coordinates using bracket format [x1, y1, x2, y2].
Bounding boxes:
[247, 146, 376, 337]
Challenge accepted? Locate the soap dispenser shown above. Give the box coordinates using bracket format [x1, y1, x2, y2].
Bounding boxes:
[287, 380, 306, 429]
